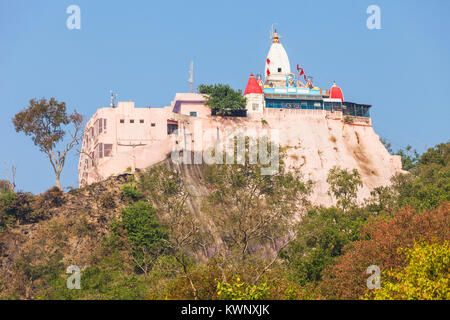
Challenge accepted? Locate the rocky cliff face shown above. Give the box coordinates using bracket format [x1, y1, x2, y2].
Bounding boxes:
[175, 109, 403, 207]
[264, 110, 402, 206]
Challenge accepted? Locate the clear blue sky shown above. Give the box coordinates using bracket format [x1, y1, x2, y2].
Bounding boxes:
[1, 0, 449, 193]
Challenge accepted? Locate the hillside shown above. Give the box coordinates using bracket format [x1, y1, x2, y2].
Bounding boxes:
[0, 142, 448, 300]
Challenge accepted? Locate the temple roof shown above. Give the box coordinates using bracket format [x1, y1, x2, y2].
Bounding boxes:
[244, 73, 263, 95]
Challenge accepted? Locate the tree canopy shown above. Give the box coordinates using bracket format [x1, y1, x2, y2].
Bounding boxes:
[327, 166, 363, 211]
[366, 241, 449, 300]
[198, 84, 246, 116]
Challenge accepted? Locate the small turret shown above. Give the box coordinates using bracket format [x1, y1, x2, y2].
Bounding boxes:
[329, 82, 344, 102]
[244, 73, 264, 116]
[244, 73, 263, 95]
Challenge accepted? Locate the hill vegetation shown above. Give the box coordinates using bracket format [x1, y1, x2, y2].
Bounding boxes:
[0, 141, 448, 300]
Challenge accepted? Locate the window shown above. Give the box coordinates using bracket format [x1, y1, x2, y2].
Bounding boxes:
[252, 103, 259, 111]
[130, 119, 134, 123]
[97, 143, 103, 158]
[90, 151, 95, 166]
[98, 118, 103, 134]
[104, 144, 113, 157]
[103, 119, 107, 134]
[84, 133, 89, 147]
[278, 68, 282, 72]
[140, 119, 144, 123]
[189, 111, 197, 117]
[167, 123, 178, 134]
[120, 119, 124, 123]
[151, 123, 156, 127]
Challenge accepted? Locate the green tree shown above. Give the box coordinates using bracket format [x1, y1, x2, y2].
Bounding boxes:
[12, 97, 83, 189]
[393, 142, 450, 211]
[281, 207, 371, 286]
[380, 138, 419, 171]
[120, 201, 170, 275]
[327, 166, 363, 211]
[366, 241, 450, 300]
[198, 84, 246, 116]
[396, 146, 420, 171]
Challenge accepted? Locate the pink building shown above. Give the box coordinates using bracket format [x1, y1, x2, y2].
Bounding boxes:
[78, 93, 208, 186]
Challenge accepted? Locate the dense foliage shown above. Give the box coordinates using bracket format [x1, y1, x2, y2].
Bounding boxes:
[366, 241, 449, 300]
[198, 84, 247, 116]
[281, 207, 370, 286]
[119, 201, 170, 274]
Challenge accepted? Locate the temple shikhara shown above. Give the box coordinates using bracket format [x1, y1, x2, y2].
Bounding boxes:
[79, 28, 402, 206]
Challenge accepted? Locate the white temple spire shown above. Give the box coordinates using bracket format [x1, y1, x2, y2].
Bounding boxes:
[265, 28, 291, 84]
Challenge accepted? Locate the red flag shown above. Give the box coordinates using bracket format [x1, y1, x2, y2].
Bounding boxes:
[304, 74, 307, 81]
[299, 68, 304, 76]
[266, 68, 271, 75]
[267, 58, 270, 64]
[297, 64, 300, 71]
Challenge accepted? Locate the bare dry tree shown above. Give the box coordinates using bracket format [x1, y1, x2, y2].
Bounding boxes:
[3, 161, 17, 191]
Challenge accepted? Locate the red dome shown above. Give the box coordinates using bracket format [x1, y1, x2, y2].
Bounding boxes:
[244, 73, 263, 95]
[329, 82, 344, 102]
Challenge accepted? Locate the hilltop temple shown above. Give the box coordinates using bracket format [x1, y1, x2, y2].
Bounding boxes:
[78, 29, 402, 206]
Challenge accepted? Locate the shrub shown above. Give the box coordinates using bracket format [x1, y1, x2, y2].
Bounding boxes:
[217, 278, 269, 300]
[0, 191, 35, 230]
[43, 186, 65, 207]
[100, 192, 116, 209]
[36, 237, 148, 300]
[343, 116, 354, 124]
[121, 184, 143, 202]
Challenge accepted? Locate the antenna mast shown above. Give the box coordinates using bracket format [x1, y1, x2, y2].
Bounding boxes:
[270, 23, 278, 39]
[109, 90, 118, 108]
[189, 61, 194, 93]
